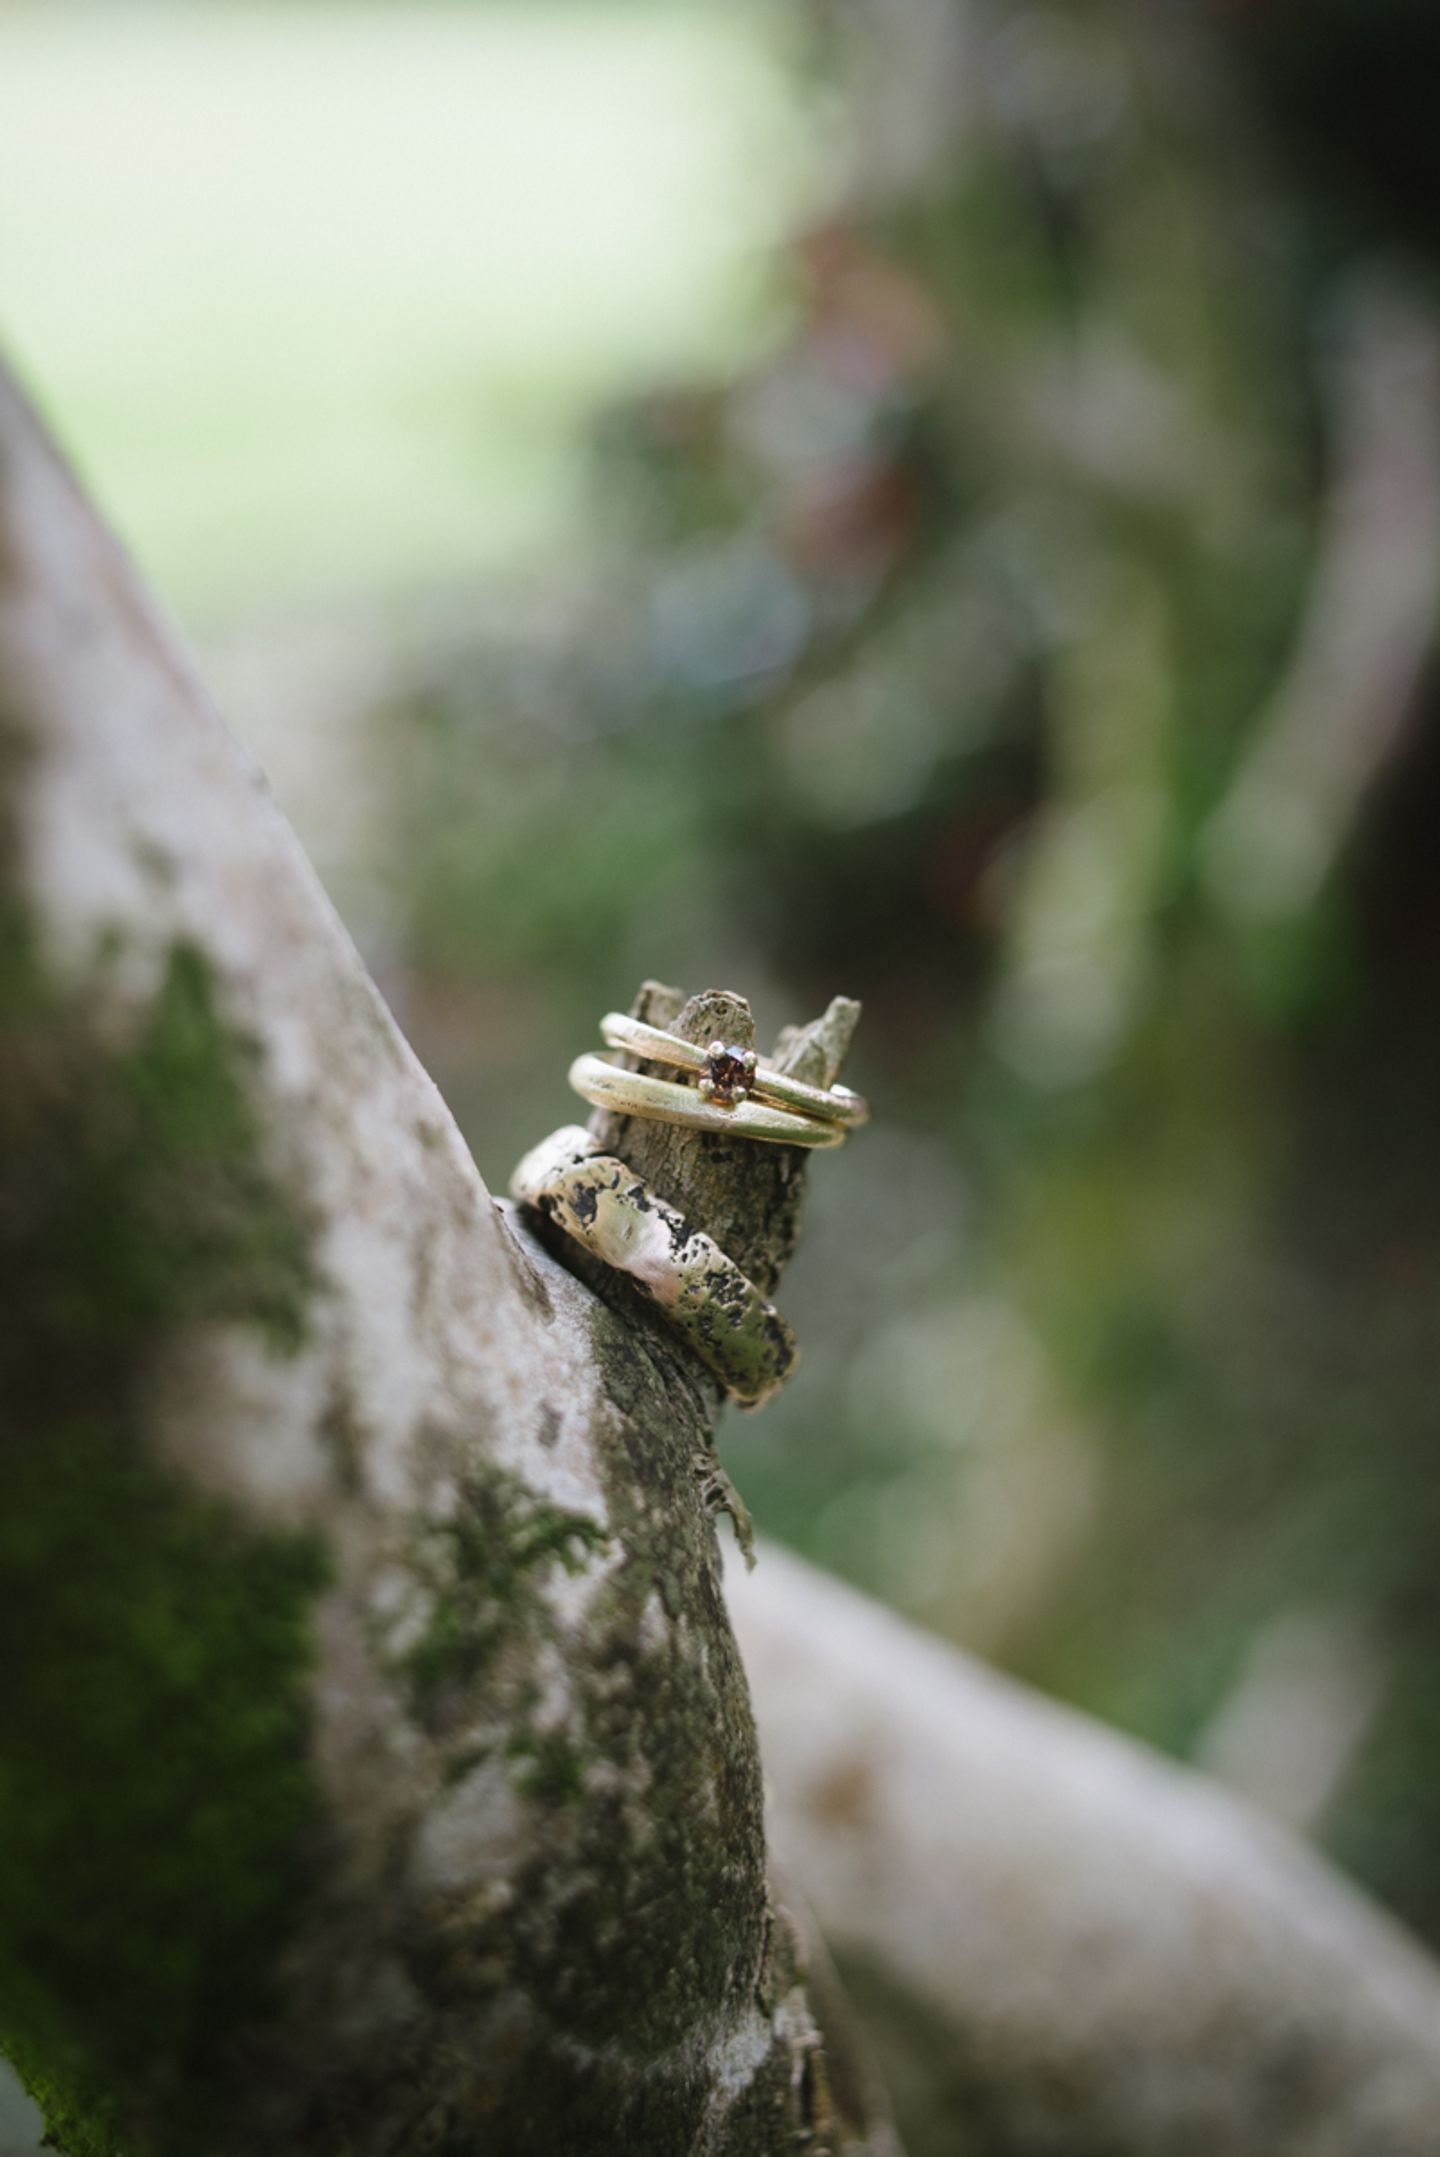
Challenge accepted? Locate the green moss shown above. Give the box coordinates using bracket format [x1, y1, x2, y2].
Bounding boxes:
[400, 1470, 609, 1736]
[521, 1553, 758, 2057]
[0, 892, 328, 2154]
[438, 2012, 709, 2157]
[0, 1431, 327, 2157]
[504, 1325, 769, 2063]
[9, 939, 312, 1367]
[506, 1729, 586, 1808]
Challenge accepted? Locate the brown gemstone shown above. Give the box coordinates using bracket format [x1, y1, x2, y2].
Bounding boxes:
[702, 1041, 754, 1107]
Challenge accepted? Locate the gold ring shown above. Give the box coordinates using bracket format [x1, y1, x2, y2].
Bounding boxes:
[599, 1012, 869, 1129]
[568, 1053, 846, 1148]
[510, 1127, 799, 1405]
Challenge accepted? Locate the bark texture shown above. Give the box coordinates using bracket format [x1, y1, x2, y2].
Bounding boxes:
[0, 358, 892, 2157]
[729, 1541, 1440, 2157]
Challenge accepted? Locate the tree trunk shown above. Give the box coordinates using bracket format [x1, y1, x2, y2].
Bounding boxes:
[0, 357, 892, 2157]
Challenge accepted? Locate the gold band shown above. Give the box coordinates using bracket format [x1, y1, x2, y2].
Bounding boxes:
[510, 1127, 799, 1406]
[599, 1012, 869, 1129]
[569, 1052, 846, 1148]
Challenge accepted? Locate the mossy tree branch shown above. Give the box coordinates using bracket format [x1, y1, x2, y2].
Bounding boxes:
[0, 357, 893, 2156]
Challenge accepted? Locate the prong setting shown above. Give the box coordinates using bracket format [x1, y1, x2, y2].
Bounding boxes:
[700, 1040, 754, 1109]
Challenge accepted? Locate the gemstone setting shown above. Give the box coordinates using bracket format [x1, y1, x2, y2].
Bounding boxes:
[698, 1039, 758, 1108]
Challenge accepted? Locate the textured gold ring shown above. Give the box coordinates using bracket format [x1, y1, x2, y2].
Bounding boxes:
[510, 1126, 799, 1406]
[568, 1053, 846, 1149]
[599, 1012, 869, 1128]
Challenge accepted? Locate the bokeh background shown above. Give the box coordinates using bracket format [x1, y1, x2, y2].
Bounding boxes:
[7, 1, 1440, 2130]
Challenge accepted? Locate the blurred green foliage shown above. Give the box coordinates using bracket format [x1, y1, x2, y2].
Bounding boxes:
[0, 0, 803, 616]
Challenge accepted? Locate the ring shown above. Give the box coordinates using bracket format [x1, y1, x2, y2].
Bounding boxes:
[510, 1127, 799, 1406]
[569, 1053, 846, 1149]
[599, 1013, 869, 1129]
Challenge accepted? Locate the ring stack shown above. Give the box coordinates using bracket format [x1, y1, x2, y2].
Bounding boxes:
[567, 1013, 868, 1149]
[514, 1002, 866, 1406]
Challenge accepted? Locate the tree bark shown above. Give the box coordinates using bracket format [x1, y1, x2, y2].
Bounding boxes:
[0, 358, 892, 2157]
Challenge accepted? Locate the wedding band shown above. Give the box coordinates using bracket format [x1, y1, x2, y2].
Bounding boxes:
[510, 1127, 799, 1405]
[569, 1053, 846, 1148]
[599, 1013, 869, 1129]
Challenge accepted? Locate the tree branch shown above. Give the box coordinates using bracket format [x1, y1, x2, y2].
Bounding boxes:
[0, 357, 891, 2156]
[729, 1541, 1440, 2157]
